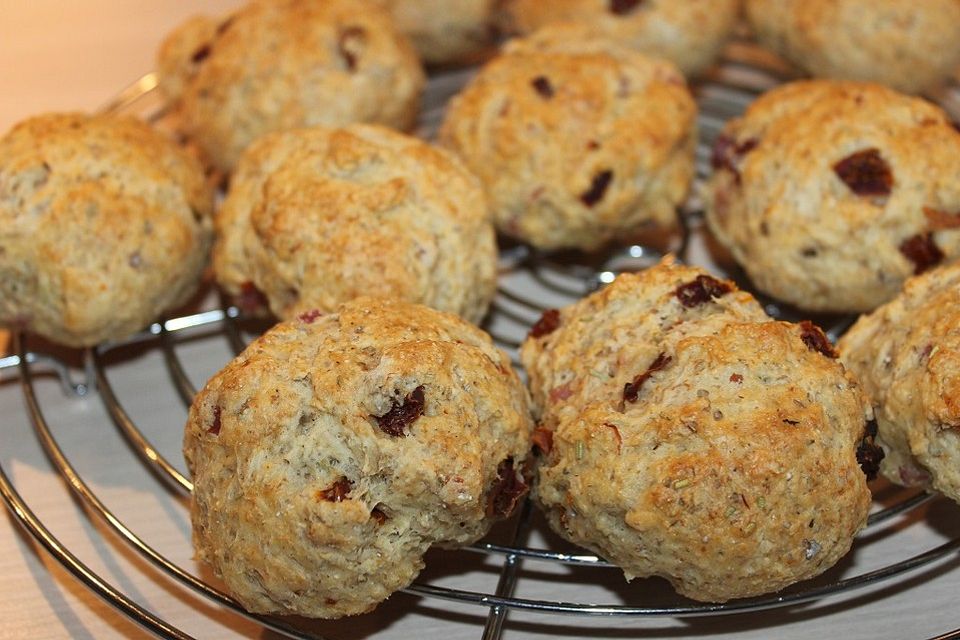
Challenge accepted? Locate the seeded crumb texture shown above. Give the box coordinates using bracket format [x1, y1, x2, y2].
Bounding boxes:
[0, 113, 213, 348]
[521, 258, 874, 602]
[213, 124, 497, 324]
[156, 0, 425, 174]
[746, 0, 960, 94]
[497, 0, 741, 77]
[365, 0, 498, 65]
[704, 80, 960, 313]
[839, 263, 960, 505]
[184, 297, 534, 618]
[439, 33, 696, 251]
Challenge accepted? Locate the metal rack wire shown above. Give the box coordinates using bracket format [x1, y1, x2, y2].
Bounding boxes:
[3, 41, 960, 640]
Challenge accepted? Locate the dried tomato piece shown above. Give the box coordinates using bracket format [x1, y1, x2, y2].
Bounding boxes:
[580, 169, 614, 207]
[798, 321, 837, 358]
[624, 352, 672, 403]
[371, 506, 388, 525]
[832, 148, 893, 197]
[548, 382, 574, 402]
[238, 281, 268, 313]
[603, 422, 623, 453]
[531, 75, 554, 99]
[486, 458, 528, 518]
[374, 386, 426, 437]
[710, 134, 758, 183]
[191, 44, 211, 64]
[319, 477, 352, 502]
[675, 275, 733, 308]
[856, 419, 884, 480]
[207, 406, 222, 435]
[216, 16, 235, 35]
[899, 233, 944, 274]
[298, 309, 323, 324]
[532, 427, 553, 455]
[338, 26, 367, 71]
[609, 0, 644, 14]
[529, 308, 561, 338]
[729, 373, 743, 384]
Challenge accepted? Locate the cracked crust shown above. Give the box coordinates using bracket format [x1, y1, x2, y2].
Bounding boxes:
[156, 0, 425, 173]
[704, 80, 960, 313]
[839, 263, 960, 504]
[439, 34, 696, 251]
[0, 112, 213, 347]
[185, 297, 534, 618]
[213, 124, 497, 324]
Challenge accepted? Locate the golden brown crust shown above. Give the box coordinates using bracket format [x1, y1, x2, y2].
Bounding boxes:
[156, 0, 425, 173]
[522, 259, 873, 601]
[213, 124, 497, 324]
[0, 112, 213, 347]
[439, 35, 696, 251]
[368, 0, 498, 65]
[705, 80, 960, 313]
[746, 0, 960, 94]
[184, 297, 534, 618]
[497, 0, 741, 77]
[839, 263, 960, 504]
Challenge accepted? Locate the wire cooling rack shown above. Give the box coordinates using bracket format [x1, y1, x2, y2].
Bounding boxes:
[3, 40, 960, 640]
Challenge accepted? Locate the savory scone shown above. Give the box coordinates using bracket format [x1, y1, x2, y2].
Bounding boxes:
[214, 124, 497, 324]
[839, 263, 960, 504]
[522, 259, 879, 602]
[439, 35, 696, 251]
[156, 0, 425, 173]
[368, 0, 498, 65]
[497, 0, 741, 77]
[0, 113, 213, 348]
[184, 297, 534, 618]
[705, 80, 960, 313]
[746, 0, 960, 94]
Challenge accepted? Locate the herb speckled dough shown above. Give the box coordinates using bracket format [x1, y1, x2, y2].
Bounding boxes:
[440, 34, 696, 251]
[705, 80, 960, 313]
[521, 259, 877, 602]
[498, 0, 741, 77]
[184, 297, 534, 618]
[746, 0, 960, 94]
[157, 0, 425, 173]
[213, 124, 497, 324]
[0, 113, 213, 347]
[839, 263, 960, 505]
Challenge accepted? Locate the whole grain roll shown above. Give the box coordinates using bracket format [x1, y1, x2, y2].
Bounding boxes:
[522, 258, 878, 602]
[157, 0, 425, 173]
[0, 112, 213, 347]
[214, 124, 497, 324]
[440, 34, 696, 251]
[746, 0, 960, 94]
[185, 297, 534, 618]
[705, 80, 960, 313]
[839, 262, 960, 505]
